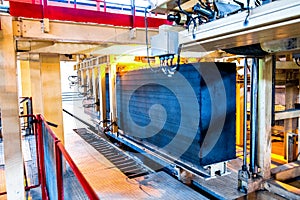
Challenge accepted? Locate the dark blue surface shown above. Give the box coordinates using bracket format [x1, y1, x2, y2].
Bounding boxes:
[128, 83, 181, 147]
[116, 63, 236, 166]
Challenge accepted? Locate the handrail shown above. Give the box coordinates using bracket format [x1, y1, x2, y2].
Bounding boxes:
[0, 114, 40, 197]
[19, 114, 41, 191]
[37, 114, 99, 199]
[57, 142, 99, 199]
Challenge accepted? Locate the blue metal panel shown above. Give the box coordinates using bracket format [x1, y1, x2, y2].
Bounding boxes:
[42, 123, 58, 200]
[116, 62, 236, 167]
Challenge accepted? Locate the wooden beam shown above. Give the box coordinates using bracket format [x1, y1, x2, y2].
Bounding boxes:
[40, 54, 64, 143]
[265, 180, 300, 199]
[13, 18, 159, 45]
[0, 15, 25, 199]
[275, 110, 300, 120]
[257, 56, 273, 179]
[271, 161, 300, 181]
[276, 61, 300, 69]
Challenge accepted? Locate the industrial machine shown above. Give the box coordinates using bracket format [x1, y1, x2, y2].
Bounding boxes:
[116, 62, 236, 174]
[73, 0, 300, 198]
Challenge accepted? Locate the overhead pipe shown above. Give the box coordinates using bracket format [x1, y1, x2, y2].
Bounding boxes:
[250, 58, 259, 176]
[0, 5, 9, 13]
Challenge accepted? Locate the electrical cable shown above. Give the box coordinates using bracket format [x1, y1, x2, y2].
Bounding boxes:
[295, 57, 300, 67]
[198, 0, 206, 8]
[144, 6, 161, 73]
[255, 0, 261, 7]
[244, 0, 250, 26]
[177, 0, 196, 39]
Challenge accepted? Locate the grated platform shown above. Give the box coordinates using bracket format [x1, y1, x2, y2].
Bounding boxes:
[74, 128, 152, 179]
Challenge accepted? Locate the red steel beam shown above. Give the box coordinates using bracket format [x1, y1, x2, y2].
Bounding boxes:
[9, 1, 170, 28]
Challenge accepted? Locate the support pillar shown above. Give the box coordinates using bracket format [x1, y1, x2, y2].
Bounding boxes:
[284, 81, 298, 160]
[99, 64, 107, 127]
[92, 66, 99, 111]
[257, 56, 273, 179]
[29, 55, 43, 114]
[20, 60, 32, 97]
[80, 63, 87, 94]
[109, 63, 118, 133]
[0, 15, 25, 199]
[19, 59, 31, 127]
[40, 54, 64, 143]
[236, 83, 244, 146]
[87, 68, 93, 96]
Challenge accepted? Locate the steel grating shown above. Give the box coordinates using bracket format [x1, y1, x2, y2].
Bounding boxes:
[73, 128, 152, 179]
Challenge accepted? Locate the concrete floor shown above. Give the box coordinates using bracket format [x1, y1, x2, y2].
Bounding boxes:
[63, 98, 208, 199]
[0, 93, 296, 199]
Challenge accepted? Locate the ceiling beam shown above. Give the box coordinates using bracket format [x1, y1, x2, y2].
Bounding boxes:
[13, 18, 158, 45]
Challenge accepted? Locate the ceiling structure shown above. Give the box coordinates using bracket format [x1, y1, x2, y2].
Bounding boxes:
[8, 0, 300, 61]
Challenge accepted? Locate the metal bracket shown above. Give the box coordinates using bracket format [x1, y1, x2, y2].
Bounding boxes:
[238, 169, 250, 193]
[41, 18, 50, 33]
[203, 161, 230, 178]
[13, 21, 22, 37]
[129, 28, 136, 39]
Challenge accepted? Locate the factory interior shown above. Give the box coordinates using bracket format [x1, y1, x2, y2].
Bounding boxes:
[1, 0, 300, 199]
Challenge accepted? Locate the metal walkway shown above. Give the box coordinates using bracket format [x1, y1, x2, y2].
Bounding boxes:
[73, 128, 152, 179]
[63, 104, 208, 199]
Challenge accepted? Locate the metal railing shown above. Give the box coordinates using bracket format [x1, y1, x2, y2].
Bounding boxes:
[0, 114, 99, 199]
[46, 0, 149, 15]
[37, 114, 99, 199]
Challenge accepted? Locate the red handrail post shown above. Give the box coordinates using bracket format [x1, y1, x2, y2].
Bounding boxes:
[96, 0, 100, 11]
[57, 143, 99, 200]
[55, 141, 64, 200]
[36, 114, 48, 199]
[33, 114, 42, 186]
[104, 0, 106, 12]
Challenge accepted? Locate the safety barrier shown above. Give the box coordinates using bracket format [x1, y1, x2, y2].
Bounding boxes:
[0, 114, 40, 196]
[0, 114, 99, 198]
[37, 114, 99, 199]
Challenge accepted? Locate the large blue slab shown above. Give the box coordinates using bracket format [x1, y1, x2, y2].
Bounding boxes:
[116, 62, 236, 167]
